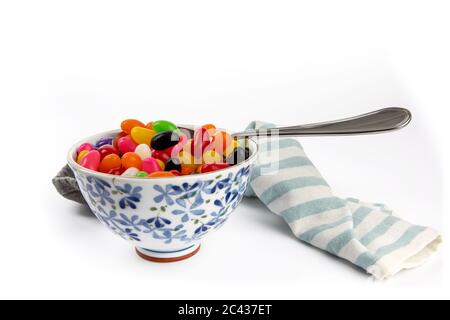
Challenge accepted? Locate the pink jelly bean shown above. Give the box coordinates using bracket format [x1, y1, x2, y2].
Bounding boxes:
[80, 150, 101, 171]
[168, 133, 188, 158]
[78, 143, 95, 153]
[141, 157, 162, 174]
[117, 136, 138, 155]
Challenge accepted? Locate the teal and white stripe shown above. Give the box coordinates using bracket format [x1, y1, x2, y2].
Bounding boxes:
[245, 121, 442, 280]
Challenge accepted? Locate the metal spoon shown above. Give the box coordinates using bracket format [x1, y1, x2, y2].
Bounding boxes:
[179, 107, 411, 138]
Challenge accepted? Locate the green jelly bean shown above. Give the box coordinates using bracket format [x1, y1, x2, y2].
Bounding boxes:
[136, 171, 149, 178]
[152, 120, 178, 133]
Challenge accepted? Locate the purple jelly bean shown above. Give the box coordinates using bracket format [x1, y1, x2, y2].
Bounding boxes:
[96, 138, 113, 148]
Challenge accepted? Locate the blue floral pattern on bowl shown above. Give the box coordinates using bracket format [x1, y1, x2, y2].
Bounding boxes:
[68, 129, 257, 261]
[75, 165, 252, 246]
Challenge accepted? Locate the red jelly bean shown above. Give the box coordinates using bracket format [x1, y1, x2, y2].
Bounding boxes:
[152, 149, 171, 163]
[80, 150, 101, 171]
[113, 132, 128, 149]
[191, 128, 211, 159]
[107, 167, 125, 176]
[200, 163, 230, 173]
[162, 145, 175, 158]
[169, 170, 182, 176]
[210, 131, 232, 155]
[98, 144, 118, 160]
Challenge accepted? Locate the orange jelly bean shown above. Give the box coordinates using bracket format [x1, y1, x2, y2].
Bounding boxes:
[121, 152, 142, 170]
[211, 131, 232, 155]
[77, 120, 247, 177]
[181, 163, 199, 175]
[202, 123, 216, 136]
[148, 171, 176, 178]
[99, 154, 122, 173]
[121, 119, 145, 135]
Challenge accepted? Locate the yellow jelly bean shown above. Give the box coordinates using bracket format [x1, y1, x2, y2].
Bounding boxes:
[77, 150, 89, 164]
[203, 150, 223, 164]
[224, 139, 239, 157]
[179, 151, 195, 165]
[130, 127, 156, 145]
[156, 159, 165, 171]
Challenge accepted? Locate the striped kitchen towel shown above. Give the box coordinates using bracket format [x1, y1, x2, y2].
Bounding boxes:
[245, 121, 442, 280]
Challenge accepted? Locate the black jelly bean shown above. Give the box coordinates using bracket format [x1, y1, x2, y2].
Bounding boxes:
[165, 157, 182, 172]
[226, 147, 249, 165]
[151, 131, 180, 150]
[244, 147, 250, 159]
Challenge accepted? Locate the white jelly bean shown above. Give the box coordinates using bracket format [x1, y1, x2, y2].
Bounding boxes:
[121, 167, 140, 177]
[135, 144, 152, 160]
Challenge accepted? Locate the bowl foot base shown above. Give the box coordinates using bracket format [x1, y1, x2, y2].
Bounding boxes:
[135, 244, 201, 263]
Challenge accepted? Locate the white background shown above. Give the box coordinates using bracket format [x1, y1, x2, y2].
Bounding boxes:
[0, 0, 448, 299]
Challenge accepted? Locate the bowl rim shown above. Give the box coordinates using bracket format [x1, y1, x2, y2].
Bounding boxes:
[67, 129, 258, 182]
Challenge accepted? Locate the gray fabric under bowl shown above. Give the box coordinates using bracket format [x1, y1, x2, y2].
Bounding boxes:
[52, 165, 87, 206]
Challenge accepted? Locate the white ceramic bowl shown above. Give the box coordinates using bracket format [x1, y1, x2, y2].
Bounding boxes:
[68, 129, 258, 262]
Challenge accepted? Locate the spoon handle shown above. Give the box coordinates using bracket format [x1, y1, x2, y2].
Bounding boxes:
[231, 107, 412, 138]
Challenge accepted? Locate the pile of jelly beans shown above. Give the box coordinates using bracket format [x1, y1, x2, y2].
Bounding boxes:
[76, 120, 251, 178]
